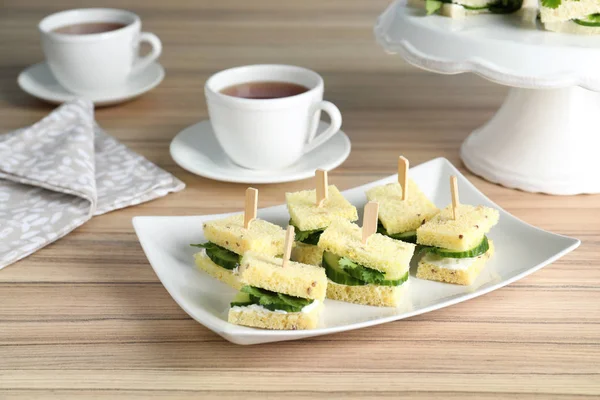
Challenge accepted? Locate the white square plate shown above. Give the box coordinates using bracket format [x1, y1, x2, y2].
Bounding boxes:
[133, 158, 580, 345]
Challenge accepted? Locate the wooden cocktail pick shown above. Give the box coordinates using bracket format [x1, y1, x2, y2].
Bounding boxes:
[244, 187, 258, 229]
[282, 225, 295, 268]
[450, 176, 459, 220]
[316, 169, 328, 207]
[398, 156, 409, 201]
[362, 201, 379, 244]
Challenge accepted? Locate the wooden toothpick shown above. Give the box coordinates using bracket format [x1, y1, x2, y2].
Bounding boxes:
[244, 187, 258, 229]
[315, 169, 328, 207]
[398, 156, 409, 201]
[362, 201, 379, 244]
[450, 176, 459, 220]
[282, 225, 295, 268]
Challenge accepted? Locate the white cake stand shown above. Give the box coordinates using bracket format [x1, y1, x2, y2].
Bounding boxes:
[375, 1, 600, 195]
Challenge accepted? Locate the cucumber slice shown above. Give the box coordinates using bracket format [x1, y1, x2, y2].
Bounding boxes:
[461, 4, 489, 10]
[375, 272, 410, 287]
[428, 236, 489, 259]
[377, 221, 417, 243]
[322, 252, 366, 286]
[190, 242, 240, 270]
[339, 256, 409, 286]
[230, 291, 254, 307]
[574, 14, 600, 27]
[387, 230, 417, 244]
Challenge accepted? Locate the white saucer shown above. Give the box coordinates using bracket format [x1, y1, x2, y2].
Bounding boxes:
[17, 61, 165, 106]
[170, 120, 351, 184]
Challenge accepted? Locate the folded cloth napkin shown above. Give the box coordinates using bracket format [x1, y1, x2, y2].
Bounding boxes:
[0, 99, 185, 270]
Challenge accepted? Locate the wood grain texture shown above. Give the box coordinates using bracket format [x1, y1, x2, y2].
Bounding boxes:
[0, 0, 599, 398]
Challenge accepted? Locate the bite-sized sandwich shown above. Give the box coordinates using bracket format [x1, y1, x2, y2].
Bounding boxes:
[191, 214, 286, 289]
[416, 204, 499, 285]
[228, 251, 327, 330]
[540, 0, 600, 34]
[286, 185, 358, 266]
[318, 219, 416, 307]
[366, 179, 439, 243]
[409, 0, 524, 18]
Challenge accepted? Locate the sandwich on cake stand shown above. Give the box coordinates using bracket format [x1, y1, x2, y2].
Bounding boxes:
[540, 0, 600, 34]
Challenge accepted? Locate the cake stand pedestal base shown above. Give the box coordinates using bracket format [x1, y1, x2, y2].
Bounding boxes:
[461, 86, 600, 195]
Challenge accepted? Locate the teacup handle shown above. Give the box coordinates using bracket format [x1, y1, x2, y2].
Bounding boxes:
[303, 101, 342, 154]
[131, 32, 162, 76]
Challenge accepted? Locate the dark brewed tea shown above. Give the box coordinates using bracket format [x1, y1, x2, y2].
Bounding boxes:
[220, 81, 309, 99]
[53, 22, 127, 35]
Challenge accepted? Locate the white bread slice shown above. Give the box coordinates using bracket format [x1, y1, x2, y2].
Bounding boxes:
[543, 20, 600, 34]
[326, 280, 410, 307]
[366, 180, 439, 235]
[228, 301, 323, 330]
[238, 252, 327, 301]
[541, 0, 600, 23]
[416, 204, 499, 251]
[203, 214, 286, 257]
[286, 185, 357, 231]
[193, 251, 242, 290]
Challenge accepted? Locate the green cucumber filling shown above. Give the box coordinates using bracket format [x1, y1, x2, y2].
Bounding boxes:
[424, 0, 522, 15]
[540, 0, 560, 9]
[289, 219, 324, 245]
[574, 14, 600, 27]
[230, 286, 314, 313]
[322, 251, 409, 287]
[190, 242, 240, 270]
[377, 220, 417, 243]
[419, 236, 489, 259]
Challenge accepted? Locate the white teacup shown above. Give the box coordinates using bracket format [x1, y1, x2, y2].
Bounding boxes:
[205, 65, 342, 170]
[39, 8, 162, 94]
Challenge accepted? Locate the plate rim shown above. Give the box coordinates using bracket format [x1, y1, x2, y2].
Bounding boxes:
[133, 157, 580, 343]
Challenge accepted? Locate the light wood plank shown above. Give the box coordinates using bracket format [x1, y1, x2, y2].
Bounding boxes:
[0, 370, 598, 396]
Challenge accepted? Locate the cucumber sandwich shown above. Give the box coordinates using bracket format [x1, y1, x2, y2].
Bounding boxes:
[540, 0, 600, 34]
[228, 251, 327, 330]
[366, 179, 439, 244]
[286, 184, 357, 266]
[409, 0, 523, 18]
[191, 214, 286, 289]
[318, 219, 416, 307]
[416, 204, 499, 285]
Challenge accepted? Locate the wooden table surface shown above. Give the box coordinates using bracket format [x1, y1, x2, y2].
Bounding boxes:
[1, 0, 599, 398]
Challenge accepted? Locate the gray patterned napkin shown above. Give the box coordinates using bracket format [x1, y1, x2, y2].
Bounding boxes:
[0, 99, 185, 270]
